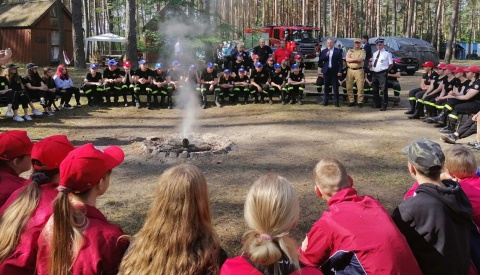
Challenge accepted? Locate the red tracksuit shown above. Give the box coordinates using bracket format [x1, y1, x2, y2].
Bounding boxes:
[0, 166, 28, 208]
[300, 187, 421, 275]
[0, 183, 58, 274]
[221, 255, 323, 275]
[36, 204, 129, 275]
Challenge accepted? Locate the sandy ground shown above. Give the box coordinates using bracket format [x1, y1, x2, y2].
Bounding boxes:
[2, 65, 478, 255]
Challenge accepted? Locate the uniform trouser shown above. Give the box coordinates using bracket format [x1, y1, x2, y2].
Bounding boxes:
[122, 84, 136, 104]
[387, 80, 401, 97]
[287, 84, 304, 102]
[269, 86, 287, 102]
[12, 90, 30, 110]
[134, 84, 151, 104]
[225, 87, 237, 103]
[316, 76, 324, 93]
[214, 87, 229, 103]
[151, 87, 168, 106]
[347, 68, 364, 103]
[104, 83, 124, 104]
[426, 98, 446, 116]
[420, 93, 439, 115]
[408, 88, 423, 104]
[456, 117, 477, 139]
[83, 85, 100, 104]
[250, 84, 271, 102]
[200, 84, 214, 106]
[364, 79, 373, 94]
[448, 101, 480, 129]
[323, 70, 340, 103]
[234, 86, 250, 103]
[372, 71, 388, 108]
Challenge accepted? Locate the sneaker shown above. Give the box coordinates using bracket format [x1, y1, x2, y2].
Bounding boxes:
[24, 115, 33, 121]
[13, 115, 24, 122]
[48, 111, 55, 115]
[202, 104, 207, 109]
[43, 111, 54, 116]
[5, 110, 13, 117]
[440, 134, 457, 144]
[167, 105, 172, 109]
[297, 100, 303, 105]
[215, 101, 222, 107]
[63, 104, 74, 110]
[269, 100, 273, 105]
[76, 102, 82, 107]
[32, 109, 43, 116]
[136, 103, 140, 109]
[467, 141, 480, 147]
[125, 103, 129, 107]
[439, 127, 454, 134]
[57, 106, 63, 110]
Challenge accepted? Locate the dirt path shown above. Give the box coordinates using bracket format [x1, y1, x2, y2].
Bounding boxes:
[2, 68, 476, 255]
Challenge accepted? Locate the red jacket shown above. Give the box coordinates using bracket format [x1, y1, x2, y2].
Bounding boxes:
[0, 183, 58, 274]
[272, 48, 292, 64]
[36, 204, 129, 275]
[299, 187, 421, 275]
[220, 255, 323, 275]
[0, 166, 28, 208]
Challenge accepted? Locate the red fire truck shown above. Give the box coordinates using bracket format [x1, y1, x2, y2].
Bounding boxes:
[244, 25, 320, 66]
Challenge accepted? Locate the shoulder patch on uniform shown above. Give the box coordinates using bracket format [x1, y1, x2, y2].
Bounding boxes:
[475, 84, 479, 89]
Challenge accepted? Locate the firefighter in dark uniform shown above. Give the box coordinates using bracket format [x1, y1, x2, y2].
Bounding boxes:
[120, 61, 136, 107]
[83, 63, 103, 106]
[103, 59, 124, 106]
[408, 63, 445, 119]
[250, 62, 271, 104]
[230, 52, 248, 77]
[185, 64, 200, 94]
[166, 60, 183, 109]
[405, 61, 438, 114]
[287, 64, 305, 105]
[292, 55, 306, 74]
[133, 60, 153, 108]
[364, 61, 373, 95]
[151, 63, 168, 109]
[233, 68, 250, 105]
[338, 59, 348, 94]
[199, 62, 218, 109]
[269, 63, 287, 104]
[265, 58, 275, 75]
[216, 69, 234, 106]
[387, 62, 402, 105]
[280, 58, 291, 80]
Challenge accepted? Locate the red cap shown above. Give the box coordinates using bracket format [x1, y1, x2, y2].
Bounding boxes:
[124, 61, 131, 67]
[267, 57, 273, 62]
[31, 135, 75, 171]
[422, 61, 435, 67]
[453, 67, 465, 74]
[437, 63, 446, 69]
[59, 143, 124, 193]
[443, 64, 457, 71]
[283, 57, 289, 61]
[294, 54, 301, 59]
[252, 54, 259, 59]
[0, 130, 34, 161]
[464, 66, 480, 73]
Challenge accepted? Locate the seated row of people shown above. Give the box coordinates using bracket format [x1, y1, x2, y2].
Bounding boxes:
[1, 130, 479, 274]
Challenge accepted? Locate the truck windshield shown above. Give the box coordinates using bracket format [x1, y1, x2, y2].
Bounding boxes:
[291, 30, 317, 41]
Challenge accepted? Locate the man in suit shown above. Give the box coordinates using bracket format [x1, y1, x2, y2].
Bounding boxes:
[318, 38, 343, 107]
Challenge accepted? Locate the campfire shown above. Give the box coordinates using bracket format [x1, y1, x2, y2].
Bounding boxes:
[143, 133, 237, 159]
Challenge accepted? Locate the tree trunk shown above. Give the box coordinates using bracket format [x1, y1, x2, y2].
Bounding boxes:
[56, 0, 65, 64]
[468, 0, 476, 54]
[444, 0, 460, 63]
[72, 0, 86, 68]
[405, 0, 414, 37]
[125, 0, 137, 70]
[323, 0, 327, 37]
[432, 0, 442, 50]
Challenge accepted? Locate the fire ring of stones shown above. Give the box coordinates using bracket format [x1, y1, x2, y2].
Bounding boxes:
[142, 133, 237, 159]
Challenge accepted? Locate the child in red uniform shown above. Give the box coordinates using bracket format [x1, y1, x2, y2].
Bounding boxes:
[221, 174, 322, 275]
[300, 158, 421, 275]
[36, 143, 129, 275]
[0, 135, 74, 274]
[0, 130, 33, 207]
[119, 164, 226, 275]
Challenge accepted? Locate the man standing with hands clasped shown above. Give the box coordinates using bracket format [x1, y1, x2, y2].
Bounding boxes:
[345, 38, 366, 107]
[371, 38, 393, 111]
[318, 38, 343, 107]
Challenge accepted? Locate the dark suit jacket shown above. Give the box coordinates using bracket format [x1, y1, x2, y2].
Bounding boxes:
[318, 48, 343, 74]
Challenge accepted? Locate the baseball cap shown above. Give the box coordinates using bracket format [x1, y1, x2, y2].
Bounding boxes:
[31, 135, 75, 171]
[206, 62, 214, 68]
[437, 63, 446, 69]
[254, 62, 263, 67]
[0, 130, 34, 161]
[189, 64, 196, 69]
[223, 69, 231, 74]
[139, 60, 147, 65]
[375, 38, 384, 45]
[123, 61, 131, 67]
[252, 54, 259, 59]
[292, 64, 299, 69]
[294, 54, 301, 59]
[26, 63, 38, 69]
[443, 64, 457, 71]
[267, 57, 273, 62]
[422, 61, 435, 68]
[236, 52, 243, 57]
[453, 67, 465, 74]
[155, 63, 163, 69]
[59, 143, 124, 193]
[5, 63, 18, 69]
[172, 60, 181, 67]
[403, 138, 444, 174]
[354, 38, 361, 43]
[273, 63, 281, 69]
[464, 66, 480, 73]
[89, 63, 99, 69]
[107, 59, 118, 66]
[238, 68, 246, 73]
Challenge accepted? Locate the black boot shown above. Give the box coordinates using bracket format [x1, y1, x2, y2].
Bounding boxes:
[431, 109, 449, 123]
[404, 100, 416, 114]
[408, 104, 425, 119]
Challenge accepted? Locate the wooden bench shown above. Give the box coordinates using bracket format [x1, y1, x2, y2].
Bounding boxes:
[303, 83, 400, 103]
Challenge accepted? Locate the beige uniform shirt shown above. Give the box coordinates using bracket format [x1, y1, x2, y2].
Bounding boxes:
[346, 48, 366, 69]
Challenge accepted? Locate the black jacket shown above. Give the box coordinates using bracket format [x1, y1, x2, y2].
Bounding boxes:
[392, 180, 472, 275]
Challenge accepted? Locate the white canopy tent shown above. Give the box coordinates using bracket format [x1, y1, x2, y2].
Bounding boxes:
[85, 33, 127, 61]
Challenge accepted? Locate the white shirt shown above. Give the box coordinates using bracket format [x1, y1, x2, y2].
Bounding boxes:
[371, 49, 393, 72]
[328, 48, 333, 68]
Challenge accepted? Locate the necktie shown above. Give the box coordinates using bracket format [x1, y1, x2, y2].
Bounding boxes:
[373, 52, 380, 68]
